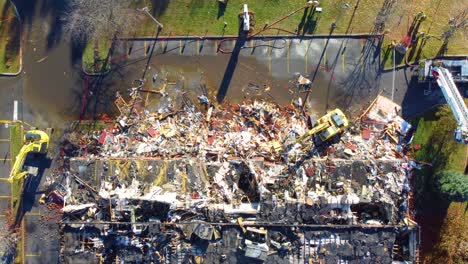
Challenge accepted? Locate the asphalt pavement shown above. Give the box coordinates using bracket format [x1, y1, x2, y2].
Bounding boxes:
[109, 35, 380, 116]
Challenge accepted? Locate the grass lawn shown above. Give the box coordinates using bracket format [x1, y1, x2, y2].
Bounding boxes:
[85, 0, 465, 71]
[9, 122, 23, 264]
[82, 38, 111, 74]
[0, 0, 20, 74]
[410, 102, 467, 262]
[9, 122, 23, 215]
[411, 105, 466, 172]
[131, 0, 466, 65]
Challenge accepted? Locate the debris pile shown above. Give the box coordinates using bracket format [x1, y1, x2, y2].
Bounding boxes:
[50, 95, 419, 263]
[64, 97, 413, 163]
[68, 100, 309, 161]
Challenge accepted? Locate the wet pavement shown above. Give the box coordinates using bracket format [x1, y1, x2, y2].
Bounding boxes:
[0, 81, 17, 260]
[110, 36, 372, 115]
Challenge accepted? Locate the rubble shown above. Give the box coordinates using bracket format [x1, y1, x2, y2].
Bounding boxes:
[50, 93, 419, 263]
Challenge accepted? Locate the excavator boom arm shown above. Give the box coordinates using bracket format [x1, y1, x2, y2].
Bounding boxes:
[295, 122, 329, 144]
[8, 143, 37, 183]
[8, 130, 50, 183]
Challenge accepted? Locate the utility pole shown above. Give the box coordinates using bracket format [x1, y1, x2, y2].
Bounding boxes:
[331, 3, 350, 29]
[138, 7, 164, 81]
[127, 7, 163, 117]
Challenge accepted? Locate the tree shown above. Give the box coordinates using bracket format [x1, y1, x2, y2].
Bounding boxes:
[426, 202, 468, 263]
[435, 170, 468, 202]
[62, 0, 142, 41]
[438, 9, 467, 55]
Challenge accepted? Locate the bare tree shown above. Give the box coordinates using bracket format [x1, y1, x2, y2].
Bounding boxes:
[438, 9, 467, 55]
[441, 9, 467, 42]
[62, 0, 142, 41]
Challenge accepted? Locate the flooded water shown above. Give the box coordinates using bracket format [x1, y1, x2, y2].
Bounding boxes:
[110, 47, 345, 117]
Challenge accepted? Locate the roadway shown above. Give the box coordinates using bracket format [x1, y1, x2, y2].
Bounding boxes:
[0, 77, 21, 262]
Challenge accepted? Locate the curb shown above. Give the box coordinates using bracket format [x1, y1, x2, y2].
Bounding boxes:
[381, 55, 468, 72]
[119, 33, 382, 41]
[82, 56, 111, 76]
[81, 45, 113, 76]
[0, 0, 22, 77]
[82, 64, 111, 77]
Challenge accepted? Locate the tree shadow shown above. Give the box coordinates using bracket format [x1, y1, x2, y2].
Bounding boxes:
[42, 0, 67, 50]
[399, 74, 446, 119]
[13, 0, 67, 49]
[296, 7, 310, 34]
[410, 132, 451, 254]
[297, 6, 319, 35]
[149, 0, 170, 18]
[343, 0, 360, 34]
[412, 38, 427, 63]
[302, 27, 337, 107]
[393, 50, 405, 65]
[324, 38, 349, 111]
[4, 17, 21, 67]
[303, 8, 319, 35]
[437, 41, 449, 57]
[70, 40, 86, 66]
[334, 35, 383, 110]
[1, 0, 11, 19]
[11, 0, 38, 32]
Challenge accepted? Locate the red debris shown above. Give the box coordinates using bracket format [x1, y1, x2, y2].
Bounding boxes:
[98, 131, 114, 145]
[325, 146, 335, 155]
[148, 127, 157, 138]
[305, 166, 315, 177]
[362, 129, 371, 140]
[208, 133, 215, 145]
[344, 141, 357, 151]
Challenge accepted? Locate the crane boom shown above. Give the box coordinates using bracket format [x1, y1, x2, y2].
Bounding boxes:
[432, 66, 468, 144]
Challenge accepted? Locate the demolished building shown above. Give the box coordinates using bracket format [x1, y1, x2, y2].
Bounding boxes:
[50, 93, 420, 263]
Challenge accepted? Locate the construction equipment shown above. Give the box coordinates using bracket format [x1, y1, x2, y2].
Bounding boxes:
[296, 108, 349, 144]
[431, 65, 468, 144]
[8, 130, 49, 183]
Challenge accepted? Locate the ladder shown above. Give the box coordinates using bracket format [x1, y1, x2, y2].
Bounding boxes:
[434, 66, 468, 143]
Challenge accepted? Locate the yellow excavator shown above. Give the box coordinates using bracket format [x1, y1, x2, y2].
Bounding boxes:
[296, 108, 349, 144]
[8, 130, 49, 183]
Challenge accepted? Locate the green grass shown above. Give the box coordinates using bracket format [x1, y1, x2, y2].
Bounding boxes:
[0, 0, 20, 74]
[9, 122, 23, 217]
[82, 38, 111, 74]
[9, 123, 22, 166]
[82, 0, 465, 71]
[412, 105, 466, 172]
[132, 0, 466, 65]
[9, 122, 23, 264]
[411, 102, 467, 262]
[72, 120, 112, 133]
